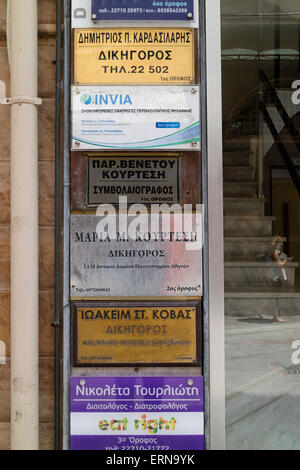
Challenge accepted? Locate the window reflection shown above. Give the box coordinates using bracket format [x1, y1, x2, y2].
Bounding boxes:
[222, 0, 300, 450]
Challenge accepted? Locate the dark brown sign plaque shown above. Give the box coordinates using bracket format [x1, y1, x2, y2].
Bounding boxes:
[87, 155, 179, 205]
[70, 151, 201, 211]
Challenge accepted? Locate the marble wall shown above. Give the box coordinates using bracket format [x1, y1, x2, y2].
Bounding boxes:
[0, 0, 59, 450]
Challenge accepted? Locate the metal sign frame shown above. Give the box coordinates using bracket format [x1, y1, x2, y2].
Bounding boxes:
[63, 0, 225, 451]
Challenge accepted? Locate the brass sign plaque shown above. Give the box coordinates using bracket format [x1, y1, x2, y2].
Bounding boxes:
[74, 28, 194, 85]
[87, 155, 179, 205]
[74, 303, 199, 365]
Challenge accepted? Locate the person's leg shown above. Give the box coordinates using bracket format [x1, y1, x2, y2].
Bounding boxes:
[273, 299, 286, 322]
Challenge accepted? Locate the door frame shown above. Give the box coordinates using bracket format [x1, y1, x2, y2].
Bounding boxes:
[202, 0, 225, 450]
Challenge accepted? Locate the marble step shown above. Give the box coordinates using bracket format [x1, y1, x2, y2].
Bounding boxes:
[224, 236, 284, 260]
[224, 261, 298, 288]
[223, 150, 251, 167]
[225, 365, 299, 440]
[223, 139, 250, 152]
[225, 287, 300, 316]
[224, 216, 275, 237]
[224, 198, 265, 216]
[224, 182, 257, 198]
[223, 166, 255, 182]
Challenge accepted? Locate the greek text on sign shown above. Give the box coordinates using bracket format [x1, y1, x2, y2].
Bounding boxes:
[91, 0, 195, 21]
[87, 155, 179, 205]
[70, 213, 202, 298]
[72, 85, 200, 150]
[72, 0, 199, 28]
[70, 376, 204, 450]
[74, 28, 194, 85]
[74, 305, 198, 365]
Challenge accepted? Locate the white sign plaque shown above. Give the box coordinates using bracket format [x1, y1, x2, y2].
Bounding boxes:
[70, 214, 202, 298]
[71, 85, 200, 151]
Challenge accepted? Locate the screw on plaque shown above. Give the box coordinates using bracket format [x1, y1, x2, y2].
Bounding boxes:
[188, 379, 194, 386]
[80, 379, 86, 385]
[74, 141, 80, 147]
[187, 12, 193, 19]
[92, 13, 97, 20]
[191, 141, 198, 147]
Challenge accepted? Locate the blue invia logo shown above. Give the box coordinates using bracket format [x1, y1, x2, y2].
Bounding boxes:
[80, 93, 132, 106]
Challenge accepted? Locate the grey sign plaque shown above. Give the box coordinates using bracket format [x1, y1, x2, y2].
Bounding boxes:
[70, 214, 202, 298]
[87, 156, 179, 205]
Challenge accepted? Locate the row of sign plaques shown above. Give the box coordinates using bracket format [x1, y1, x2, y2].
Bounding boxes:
[68, 0, 205, 452]
[70, 0, 202, 368]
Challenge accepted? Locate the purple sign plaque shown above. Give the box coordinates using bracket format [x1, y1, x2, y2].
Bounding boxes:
[91, 0, 194, 21]
[70, 376, 204, 450]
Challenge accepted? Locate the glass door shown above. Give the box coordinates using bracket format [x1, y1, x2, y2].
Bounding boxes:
[221, 0, 300, 450]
